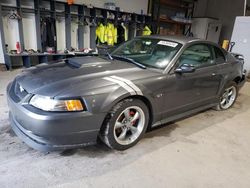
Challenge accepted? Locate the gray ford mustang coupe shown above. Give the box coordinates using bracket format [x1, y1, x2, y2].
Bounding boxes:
[7, 36, 246, 151]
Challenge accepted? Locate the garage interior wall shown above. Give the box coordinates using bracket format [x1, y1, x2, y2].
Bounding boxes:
[0, 0, 246, 64]
[0, 34, 4, 64]
[193, 0, 245, 43]
[0, 0, 148, 64]
[57, 0, 148, 14]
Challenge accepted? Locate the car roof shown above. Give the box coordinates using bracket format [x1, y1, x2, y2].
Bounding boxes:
[138, 35, 206, 45]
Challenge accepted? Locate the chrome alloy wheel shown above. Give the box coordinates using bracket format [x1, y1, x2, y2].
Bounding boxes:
[220, 86, 237, 109]
[113, 106, 145, 145]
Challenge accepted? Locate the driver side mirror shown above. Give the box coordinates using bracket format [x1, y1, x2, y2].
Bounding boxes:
[175, 64, 196, 74]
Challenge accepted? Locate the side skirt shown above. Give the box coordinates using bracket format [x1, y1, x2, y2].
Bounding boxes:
[152, 103, 217, 128]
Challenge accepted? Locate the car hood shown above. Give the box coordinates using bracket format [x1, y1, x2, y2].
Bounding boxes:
[14, 56, 155, 97]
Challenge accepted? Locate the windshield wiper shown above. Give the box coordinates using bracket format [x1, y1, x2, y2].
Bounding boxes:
[106, 51, 113, 60]
[112, 55, 146, 69]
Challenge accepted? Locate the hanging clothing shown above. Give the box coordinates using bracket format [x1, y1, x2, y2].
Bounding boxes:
[113, 26, 117, 44]
[122, 23, 128, 41]
[104, 24, 108, 43]
[41, 17, 57, 52]
[96, 23, 117, 46]
[105, 23, 117, 46]
[136, 24, 144, 36]
[107, 23, 114, 45]
[117, 23, 128, 44]
[143, 25, 152, 36]
[96, 23, 105, 43]
[117, 25, 124, 44]
[128, 23, 136, 40]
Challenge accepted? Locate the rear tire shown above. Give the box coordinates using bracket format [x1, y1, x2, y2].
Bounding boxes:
[99, 98, 149, 150]
[214, 81, 238, 111]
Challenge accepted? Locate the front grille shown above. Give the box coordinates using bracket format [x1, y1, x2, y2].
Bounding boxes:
[14, 82, 28, 100]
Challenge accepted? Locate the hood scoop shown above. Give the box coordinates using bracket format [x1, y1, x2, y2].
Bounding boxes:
[66, 56, 111, 68]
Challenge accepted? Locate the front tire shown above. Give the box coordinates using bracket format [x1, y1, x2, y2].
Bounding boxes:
[100, 98, 149, 150]
[215, 82, 238, 111]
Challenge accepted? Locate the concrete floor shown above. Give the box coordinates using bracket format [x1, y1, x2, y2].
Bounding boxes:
[0, 69, 250, 188]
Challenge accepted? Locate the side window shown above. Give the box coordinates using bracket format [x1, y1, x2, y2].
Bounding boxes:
[179, 44, 214, 68]
[213, 46, 226, 63]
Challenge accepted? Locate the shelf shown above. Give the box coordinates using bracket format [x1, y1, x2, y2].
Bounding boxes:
[0, 1, 153, 70]
[158, 18, 192, 25]
[21, 7, 36, 13]
[2, 5, 18, 10]
[40, 9, 54, 13]
[2, 5, 37, 13]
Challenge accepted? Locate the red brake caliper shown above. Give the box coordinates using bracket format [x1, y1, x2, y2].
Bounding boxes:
[130, 111, 135, 126]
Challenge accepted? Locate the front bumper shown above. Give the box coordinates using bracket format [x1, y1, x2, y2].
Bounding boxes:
[7, 83, 106, 152]
[9, 112, 100, 151]
[238, 70, 247, 89]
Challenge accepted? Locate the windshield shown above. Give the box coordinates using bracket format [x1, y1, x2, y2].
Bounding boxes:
[111, 38, 182, 69]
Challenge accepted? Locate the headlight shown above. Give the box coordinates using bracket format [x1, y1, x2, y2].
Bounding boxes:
[29, 95, 85, 112]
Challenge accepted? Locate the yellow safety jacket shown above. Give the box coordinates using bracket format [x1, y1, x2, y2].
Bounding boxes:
[96, 23, 105, 43]
[104, 25, 108, 43]
[113, 26, 117, 44]
[105, 23, 117, 46]
[107, 23, 113, 45]
[143, 26, 152, 36]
